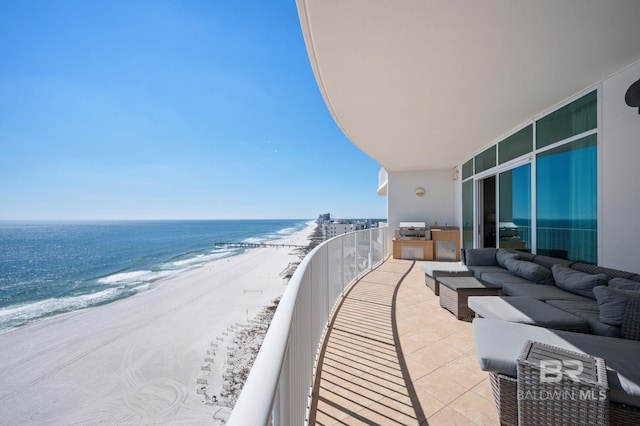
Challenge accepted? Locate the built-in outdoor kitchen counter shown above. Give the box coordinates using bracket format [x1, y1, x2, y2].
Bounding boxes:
[392, 222, 460, 261]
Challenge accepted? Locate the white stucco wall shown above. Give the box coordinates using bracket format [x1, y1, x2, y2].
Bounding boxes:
[600, 59, 640, 273]
[387, 169, 457, 234]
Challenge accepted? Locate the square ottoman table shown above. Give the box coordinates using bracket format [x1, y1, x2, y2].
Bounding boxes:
[437, 276, 501, 321]
[468, 296, 590, 333]
[421, 261, 474, 296]
[517, 340, 609, 425]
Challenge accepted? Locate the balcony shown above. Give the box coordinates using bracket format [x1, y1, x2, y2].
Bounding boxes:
[228, 228, 498, 425]
[309, 258, 497, 425]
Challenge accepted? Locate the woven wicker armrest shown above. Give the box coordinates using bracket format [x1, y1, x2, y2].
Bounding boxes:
[621, 299, 640, 341]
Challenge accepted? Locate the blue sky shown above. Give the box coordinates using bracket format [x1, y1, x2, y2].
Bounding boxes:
[0, 1, 386, 220]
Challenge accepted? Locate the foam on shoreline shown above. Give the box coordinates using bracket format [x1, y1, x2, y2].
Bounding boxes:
[0, 220, 318, 425]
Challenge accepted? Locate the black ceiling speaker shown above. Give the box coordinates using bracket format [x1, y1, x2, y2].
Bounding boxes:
[625, 78, 640, 114]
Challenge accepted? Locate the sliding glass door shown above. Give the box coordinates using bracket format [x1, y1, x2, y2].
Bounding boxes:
[459, 90, 597, 262]
[498, 163, 531, 251]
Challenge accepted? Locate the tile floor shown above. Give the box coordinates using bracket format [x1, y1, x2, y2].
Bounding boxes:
[309, 258, 499, 425]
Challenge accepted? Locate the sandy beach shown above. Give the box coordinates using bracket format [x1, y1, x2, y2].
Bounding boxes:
[0, 221, 317, 425]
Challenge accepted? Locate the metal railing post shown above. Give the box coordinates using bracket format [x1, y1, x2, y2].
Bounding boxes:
[341, 236, 345, 292]
[369, 229, 373, 271]
[324, 243, 329, 329]
[353, 233, 360, 279]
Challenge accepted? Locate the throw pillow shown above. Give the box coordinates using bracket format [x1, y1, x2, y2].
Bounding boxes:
[593, 286, 640, 326]
[496, 248, 521, 269]
[505, 259, 554, 285]
[465, 248, 497, 266]
[552, 265, 607, 299]
[609, 277, 640, 292]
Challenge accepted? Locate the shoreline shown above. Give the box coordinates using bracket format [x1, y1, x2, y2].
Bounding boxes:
[0, 220, 318, 425]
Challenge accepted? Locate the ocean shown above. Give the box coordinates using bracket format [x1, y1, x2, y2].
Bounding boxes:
[0, 219, 310, 334]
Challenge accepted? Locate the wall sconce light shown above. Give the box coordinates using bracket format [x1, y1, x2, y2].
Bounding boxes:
[415, 187, 425, 197]
[625, 78, 640, 114]
[452, 167, 459, 180]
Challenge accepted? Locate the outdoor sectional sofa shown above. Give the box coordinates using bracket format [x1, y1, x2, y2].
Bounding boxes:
[465, 247, 640, 337]
[459, 248, 640, 425]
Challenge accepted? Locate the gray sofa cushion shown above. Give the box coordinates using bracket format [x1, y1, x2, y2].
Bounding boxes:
[532, 255, 574, 270]
[465, 248, 497, 266]
[466, 265, 506, 280]
[468, 296, 589, 332]
[496, 248, 520, 269]
[480, 271, 532, 287]
[504, 259, 554, 285]
[515, 250, 537, 261]
[501, 282, 593, 302]
[472, 318, 640, 408]
[593, 286, 640, 326]
[420, 261, 472, 277]
[609, 277, 640, 291]
[552, 264, 607, 300]
[546, 299, 621, 337]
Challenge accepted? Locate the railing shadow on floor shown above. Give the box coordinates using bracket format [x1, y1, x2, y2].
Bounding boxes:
[309, 261, 428, 425]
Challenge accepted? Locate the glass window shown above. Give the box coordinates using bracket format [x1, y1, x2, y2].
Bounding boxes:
[536, 91, 597, 149]
[475, 145, 496, 173]
[498, 125, 533, 164]
[462, 180, 474, 249]
[499, 164, 531, 251]
[462, 159, 474, 180]
[536, 134, 597, 263]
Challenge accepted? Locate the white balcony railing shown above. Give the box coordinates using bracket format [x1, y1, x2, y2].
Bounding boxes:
[227, 226, 389, 425]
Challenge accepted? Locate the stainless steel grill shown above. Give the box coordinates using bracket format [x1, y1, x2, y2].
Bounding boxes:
[395, 222, 428, 240]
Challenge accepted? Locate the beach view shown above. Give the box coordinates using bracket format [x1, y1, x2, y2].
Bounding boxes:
[0, 1, 385, 425]
[0, 220, 320, 424]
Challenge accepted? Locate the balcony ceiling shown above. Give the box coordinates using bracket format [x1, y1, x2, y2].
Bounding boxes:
[297, 0, 640, 172]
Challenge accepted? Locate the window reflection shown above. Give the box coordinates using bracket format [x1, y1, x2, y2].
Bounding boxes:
[536, 135, 597, 263]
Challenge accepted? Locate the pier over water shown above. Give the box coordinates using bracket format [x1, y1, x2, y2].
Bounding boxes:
[214, 242, 307, 249]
